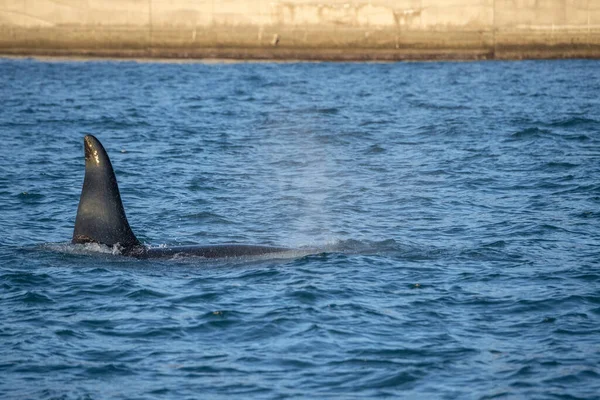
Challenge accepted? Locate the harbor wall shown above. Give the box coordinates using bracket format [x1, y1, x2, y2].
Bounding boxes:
[0, 0, 599, 60]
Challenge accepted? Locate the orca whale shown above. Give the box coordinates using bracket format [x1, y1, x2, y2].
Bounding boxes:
[72, 135, 290, 259]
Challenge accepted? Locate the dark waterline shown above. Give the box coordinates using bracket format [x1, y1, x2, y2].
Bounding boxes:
[1, 58, 599, 399]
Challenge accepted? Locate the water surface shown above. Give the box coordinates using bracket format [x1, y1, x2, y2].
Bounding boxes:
[1, 58, 599, 399]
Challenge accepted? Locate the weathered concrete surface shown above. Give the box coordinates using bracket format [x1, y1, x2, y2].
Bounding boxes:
[0, 0, 599, 60]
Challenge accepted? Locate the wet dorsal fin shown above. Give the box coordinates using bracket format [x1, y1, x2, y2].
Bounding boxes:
[72, 135, 140, 248]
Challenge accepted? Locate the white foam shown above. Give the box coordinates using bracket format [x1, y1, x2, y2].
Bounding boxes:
[42, 242, 124, 256]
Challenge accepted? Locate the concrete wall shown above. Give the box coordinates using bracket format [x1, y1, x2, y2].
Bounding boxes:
[0, 0, 599, 60]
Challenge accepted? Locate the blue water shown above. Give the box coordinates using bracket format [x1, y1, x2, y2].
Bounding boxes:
[1, 58, 599, 399]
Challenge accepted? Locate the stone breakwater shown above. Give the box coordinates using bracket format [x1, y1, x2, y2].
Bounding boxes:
[1, 0, 599, 61]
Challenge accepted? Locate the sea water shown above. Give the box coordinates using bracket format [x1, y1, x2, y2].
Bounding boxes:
[1, 58, 599, 399]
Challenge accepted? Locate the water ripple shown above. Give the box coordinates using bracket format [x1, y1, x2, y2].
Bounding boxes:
[1, 58, 599, 399]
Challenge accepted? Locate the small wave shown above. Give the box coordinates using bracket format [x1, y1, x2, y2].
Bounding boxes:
[16, 192, 45, 203]
[84, 363, 134, 377]
[172, 292, 220, 304]
[365, 144, 386, 154]
[10, 290, 55, 304]
[184, 211, 233, 224]
[297, 106, 340, 115]
[125, 288, 169, 299]
[358, 369, 423, 389]
[508, 127, 552, 140]
[543, 161, 579, 170]
[563, 133, 592, 142]
[549, 116, 598, 128]
[54, 329, 86, 338]
[410, 100, 470, 111]
[0, 271, 52, 286]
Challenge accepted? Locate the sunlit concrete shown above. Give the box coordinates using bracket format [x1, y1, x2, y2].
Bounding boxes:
[0, 0, 598, 60]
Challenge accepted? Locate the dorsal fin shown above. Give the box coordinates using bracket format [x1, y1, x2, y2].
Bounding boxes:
[72, 135, 140, 248]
